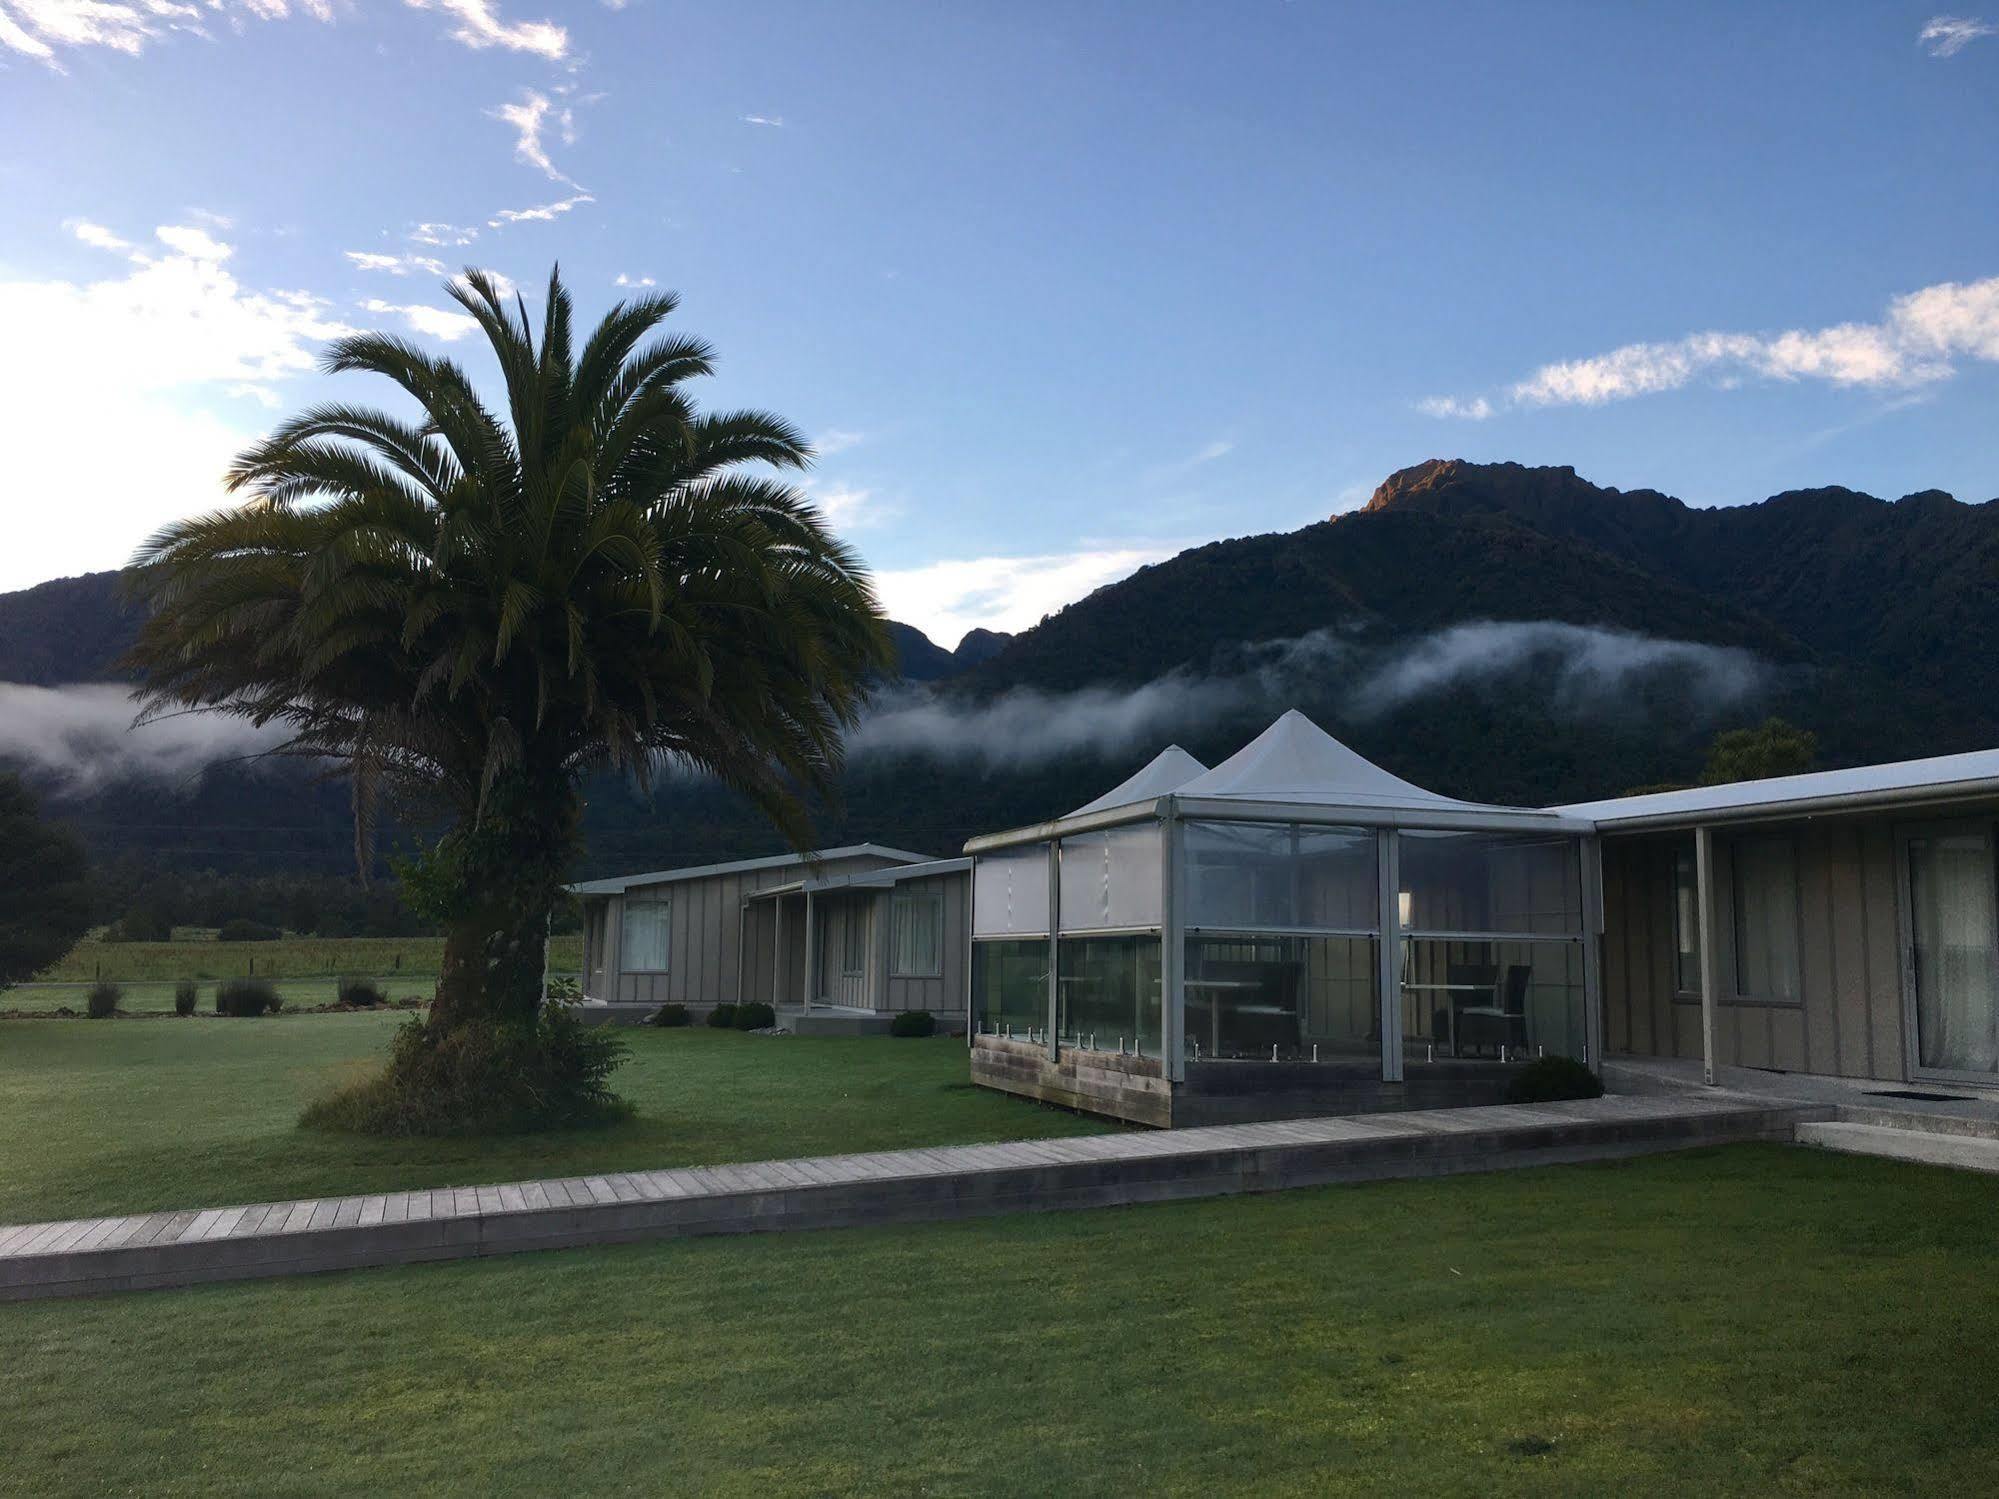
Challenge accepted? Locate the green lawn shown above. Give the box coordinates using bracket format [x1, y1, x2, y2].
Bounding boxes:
[2, 1146, 1993, 1497]
[0, 1017, 1113, 1224]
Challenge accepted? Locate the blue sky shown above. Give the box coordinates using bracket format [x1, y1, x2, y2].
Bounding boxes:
[2, 2, 1996, 645]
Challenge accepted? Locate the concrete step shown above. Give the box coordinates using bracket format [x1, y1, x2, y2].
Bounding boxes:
[1797, 1120, 1999, 1174]
[1835, 1104, 1999, 1142]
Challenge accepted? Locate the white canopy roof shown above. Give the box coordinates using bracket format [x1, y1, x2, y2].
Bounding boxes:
[1175, 709, 1482, 812]
[1067, 745, 1209, 817]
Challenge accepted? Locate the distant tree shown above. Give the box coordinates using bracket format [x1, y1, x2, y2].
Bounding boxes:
[106, 904, 173, 943]
[0, 773, 93, 988]
[127, 267, 887, 1129]
[1700, 717, 1818, 786]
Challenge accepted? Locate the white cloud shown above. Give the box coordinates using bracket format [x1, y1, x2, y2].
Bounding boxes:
[741, 114, 785, 127]
[403, 0, 566, 59]
[358, 297, 479, 341]
[813, 428, 865, 455]
[66, 218, 136, 256]
[0, 222, 350, 589]
[0, 0, 332, 67]
[411, 221, 479, 247]
[613, 272, 656, 288]
[488, 192, 593, 226]
[491, 89, 580, 186]
[872, 547, 1173, 647]
[1920, 15, 1999, 55]
[345, 250, 448, 276]
[802, 481, 884, 533]
[0, 684, 288, 794]
[1421, 273, 1999, 416]
[154, 224, 233, 261]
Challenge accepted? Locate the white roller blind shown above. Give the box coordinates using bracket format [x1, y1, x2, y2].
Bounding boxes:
[973, 845, 1051, 936]
[1058, 824, 1163, 932]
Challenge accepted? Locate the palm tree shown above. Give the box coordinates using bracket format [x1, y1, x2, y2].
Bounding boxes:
[129, 268, 889, 1039]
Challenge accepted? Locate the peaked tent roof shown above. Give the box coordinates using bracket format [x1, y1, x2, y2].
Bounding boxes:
[1173, 709, 1472, 810]
[1067, 745, 1209, 817]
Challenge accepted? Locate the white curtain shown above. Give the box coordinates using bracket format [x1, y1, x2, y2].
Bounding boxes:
[619, 897, 671, 973]
[1911, 833, 1999, 1074]
[892, 890, 943, 976]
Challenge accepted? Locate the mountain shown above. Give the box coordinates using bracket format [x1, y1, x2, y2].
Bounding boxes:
[5, 459, 1997, 877]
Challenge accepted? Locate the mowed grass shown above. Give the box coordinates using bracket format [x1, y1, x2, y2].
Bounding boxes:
[0, 978, 435, 1016]
[36, 932, 585, 984]
[3, 1146, 1995, 1497]
[0, 1018, 1113, 1224]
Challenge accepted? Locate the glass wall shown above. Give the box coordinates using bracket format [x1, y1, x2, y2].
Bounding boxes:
[1185, 821, 1375, 931]
[1058, 935, 1162, 1056]
[1398, 938, 1585, 1061]
[1184, 933, 1376, 1061]
[972, 938, 1049, 1038]
[1400, 831, 1582, 935]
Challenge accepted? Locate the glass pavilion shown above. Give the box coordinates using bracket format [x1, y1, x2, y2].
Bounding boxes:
[965, 711, 1602, 1120]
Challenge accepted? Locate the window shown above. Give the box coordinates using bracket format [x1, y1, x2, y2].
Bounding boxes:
[1732, 836, 1800, 1000]
[619, 896, 671, 972]
[891, 888, 944, 977]
[1672, 842, 1700, 994]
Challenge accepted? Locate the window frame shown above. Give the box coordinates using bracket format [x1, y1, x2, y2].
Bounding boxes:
[1671, 840, 1701, 998]
[890, 886, 946, 979]
[619, 894, 672, 975]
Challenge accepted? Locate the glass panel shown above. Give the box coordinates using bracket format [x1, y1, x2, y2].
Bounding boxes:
[1398, 938, 1584, 1060]
[1672, 842, 1700, 994]
[972, 939, 1048, 1036]
[1732, 835, 1800, 999]
[891, 888, 943, 977]
[1184, 934, 1376, 1062]
[1057, 935, 1162, 1056]
[1185, 821, 1376, 931]
[1400, 832, 1582, 935]
[1908, 829, 1999, 1075]
[1059, 824, 1163, 932]
[619, 896, 671, 972]
[972, 845, 1050, 937]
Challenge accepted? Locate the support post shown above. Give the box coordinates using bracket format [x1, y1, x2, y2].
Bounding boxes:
[735, 900, 748, 1007]
[1162, 804, 1185, 1081]
[1046, 841, 1061, 1060]
[803, 889, 816, 1012]
[1580, 835, 1605, 1068]
[771, 895, 783, 1010]
[1695, 824, 1720, 1086]
[1377, 828, 1404, 1083]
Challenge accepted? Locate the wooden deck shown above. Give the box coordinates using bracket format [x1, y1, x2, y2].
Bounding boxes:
[0, 1092, 1825, 1302]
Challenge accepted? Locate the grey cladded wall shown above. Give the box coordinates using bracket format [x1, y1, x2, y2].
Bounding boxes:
[1601, 818, 1909, 1081]
[583, 856, 969, 1015]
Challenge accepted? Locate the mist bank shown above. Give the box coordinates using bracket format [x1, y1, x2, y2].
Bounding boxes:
[0, 682, 286, 794]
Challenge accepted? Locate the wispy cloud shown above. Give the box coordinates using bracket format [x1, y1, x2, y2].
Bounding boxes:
[345, 250, 448, 276]
[358, 298, 479, 342]
[0, 684, 289, 795]
[491, 89, 582, 186]
[488, 192, 594, 227]
[404, 0, 567, 59]
[0, 0, 332, 68]
[872, 547, 1175, 648]
[1920, 15, 1999, 55]
[65, 219, 138, 256]
[410, 222, 480, 248]
[1421, 273, 1999, 416]
[613, 272, 656, 288]
[741, 113, 785, 127]
[813, 428, 865, 456]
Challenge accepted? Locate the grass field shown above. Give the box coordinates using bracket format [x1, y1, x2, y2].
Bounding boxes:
[34, 933, 585, 984]
[2, 1145, 1994, 1496]
[0, 1018, 1113, 1224]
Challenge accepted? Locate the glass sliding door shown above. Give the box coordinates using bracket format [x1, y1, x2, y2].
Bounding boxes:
[1904, 824, 1999, 1078]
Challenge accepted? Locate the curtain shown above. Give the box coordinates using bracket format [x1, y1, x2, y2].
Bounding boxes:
[1911, 833, 1999, 1074]
[1732, 836, 1801, 1000]
[892, 890, 942, 977]
[619, 897, 671, 972]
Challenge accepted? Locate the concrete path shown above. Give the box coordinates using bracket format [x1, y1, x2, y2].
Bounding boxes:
[0, 1093, 1820, 1303]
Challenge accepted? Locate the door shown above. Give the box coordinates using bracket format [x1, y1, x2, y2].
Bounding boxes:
[1902, 823, 1999, 1080]
[820, 900, 870, 1007]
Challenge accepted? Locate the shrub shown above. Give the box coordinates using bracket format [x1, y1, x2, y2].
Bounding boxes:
[300, 1005, 632, 1136]
[547, 976, 582, 1002]
[889, 1009, 937, 1038]
[706, 1002, 738, 1028]
[337, 976, 386, 1008]
[86, 981, 121, 1018]
[216, 918, 281, 943]
[651, 1003, 691, 1027]
[215, 977, 281, 1017]
[106, 907, 173, 943]
[1505, 1055, 1605, 1104]
[732, 1001, 776, 1031]
[173, 980, 198, 1017]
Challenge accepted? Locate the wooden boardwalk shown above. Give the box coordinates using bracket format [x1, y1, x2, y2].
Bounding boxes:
[0, 1093, 1824, 1302]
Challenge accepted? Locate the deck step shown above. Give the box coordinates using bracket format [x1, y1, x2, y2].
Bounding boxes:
[1797, 1120, 1999, 1173]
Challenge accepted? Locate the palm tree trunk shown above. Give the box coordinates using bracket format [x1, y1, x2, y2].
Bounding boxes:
[429, 775, 579, 1032]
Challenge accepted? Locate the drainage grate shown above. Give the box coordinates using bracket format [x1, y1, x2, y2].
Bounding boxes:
[1864, 1089, 1976, 1102]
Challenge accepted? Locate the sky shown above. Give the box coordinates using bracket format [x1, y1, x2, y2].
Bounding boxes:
[2, 2, 1996, 649]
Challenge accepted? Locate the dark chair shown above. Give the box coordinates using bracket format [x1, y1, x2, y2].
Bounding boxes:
[1432, 963, 1499, 1056]
[1462, 964, 1531, 1057]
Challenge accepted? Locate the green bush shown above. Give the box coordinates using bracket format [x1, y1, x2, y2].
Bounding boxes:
[173, 980, 198, 1017]
[546, 976, 582, 1002]
[300, 1005, 632, 1136]
[706, 1002, 738, 1028]
[216, 977, 281, 1017]
[86, 981, 121, 1018]
[216, 918, 281, 943]
[106, 907, 173, 943]
[889, 1009, 937, 1038]
[732, 1001, 776, 1030]
[1505, 1055, 1605, 1104]
[651, 1003, 691, 1027]
[336, 976, 386, 1008]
